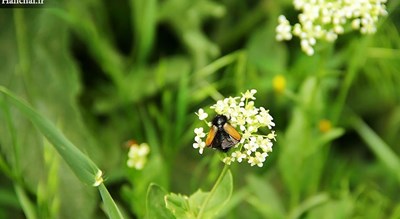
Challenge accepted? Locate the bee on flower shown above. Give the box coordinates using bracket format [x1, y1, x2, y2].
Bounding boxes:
[276, 0, 388, 55]
[193, 89, 276, 167]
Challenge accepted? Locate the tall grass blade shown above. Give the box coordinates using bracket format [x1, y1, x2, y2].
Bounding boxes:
[350, 113, 400, 183]
[0, 86, 99, 185]
[0, 87, 124, 219]
[99, 184, 125, 219]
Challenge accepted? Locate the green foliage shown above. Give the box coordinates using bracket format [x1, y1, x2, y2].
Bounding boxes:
[0, 1, 399, 219]
[123, 152, 169, 217]
[164, 169, 232, 219]
[0, 87, 100, 186]
[1, 87, 123, 219]
[145, 184, 174, 219]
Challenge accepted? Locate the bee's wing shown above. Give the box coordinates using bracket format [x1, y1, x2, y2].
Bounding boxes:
[220, 136, 238, 151]
[223, 123, 241, 141]
[205, 125, 218, 146]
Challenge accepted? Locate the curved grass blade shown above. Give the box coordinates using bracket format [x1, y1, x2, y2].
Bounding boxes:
[350, 113, 400, 183]
[0, 86, 124, 219]
[99, 184, 125, 219]
[0, 87, 99, 185]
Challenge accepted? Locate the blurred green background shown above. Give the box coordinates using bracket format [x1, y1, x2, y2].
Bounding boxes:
[1, 0, 400, 218]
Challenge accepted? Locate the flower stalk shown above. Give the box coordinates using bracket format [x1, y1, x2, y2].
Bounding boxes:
[197, 164, 230, 219]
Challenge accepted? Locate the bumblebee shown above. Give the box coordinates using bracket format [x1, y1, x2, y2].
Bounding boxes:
[205, 115, 241, 152]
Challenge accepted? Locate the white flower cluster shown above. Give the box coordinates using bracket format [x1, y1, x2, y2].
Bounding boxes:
[127, 143, 150, 170]
[276, 0, 388, 55]
[193, 89, 276, 167]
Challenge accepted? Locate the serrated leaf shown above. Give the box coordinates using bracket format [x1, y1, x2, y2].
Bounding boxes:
[165, 170, 233, 219]
[145, 184, 174, 219]
[165, 193, 193, 218]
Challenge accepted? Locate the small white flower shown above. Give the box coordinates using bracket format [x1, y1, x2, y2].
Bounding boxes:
[127, 143, 150, 170]
[194, 127, 206, 138]
[276, 15, 293, 41]
[196, 108, 208, 121]
[351, 18, 361, 29]
[276, 0, 388, 55]
[248, 152, 268, 167]
[231, 151, 247, 163]
[211, 100, 227, 115]
[199, 147, 205, 154]
[241, 89, 257, 101]
[260, 139, 273, 153]
[193, 127, 207, 154]
[267, 131, 277, 141]
[193, 141, 206, 154]
[325, 31, 338, 42]
[222, 156, 234, 165]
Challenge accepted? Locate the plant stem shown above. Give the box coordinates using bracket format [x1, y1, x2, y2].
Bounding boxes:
[331, 38, 368, 124]
[197, 164, 229, 219]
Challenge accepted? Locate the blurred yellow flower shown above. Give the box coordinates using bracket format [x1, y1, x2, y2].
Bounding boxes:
[319, 119, 332, 133]
[273, 74, 286, 94]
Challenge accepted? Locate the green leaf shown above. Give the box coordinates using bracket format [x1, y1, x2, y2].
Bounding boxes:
[316, 127, 345, 146]
[165, 169, 233, 219]
[124, 153, 169, 218]
[247, 25, 287, 74]
[145, 184, 174, 219]
[93, 56, 191, 113]
[246, 175, 286, 219]
[288, 193, 330, 219]
[158, 0, 224, 67]
[305, 196, 353, 219]
[165, 193, 193, 218]
[278, 76, 330, 205]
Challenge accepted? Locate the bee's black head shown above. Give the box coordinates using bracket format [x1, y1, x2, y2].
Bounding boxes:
[212, 114, 228, 128]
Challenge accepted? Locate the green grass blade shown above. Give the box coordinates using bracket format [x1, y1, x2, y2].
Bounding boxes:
[131, 0, 157, 62]
[288, 193, 329, 219]
[99, 184, 125, 219]
[194, 51, 243, 78]
[350, 113, 400, 183]
[0, 86, 100, 186]
[14, 185, 38, 219]
[0, 87, 124, 219]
